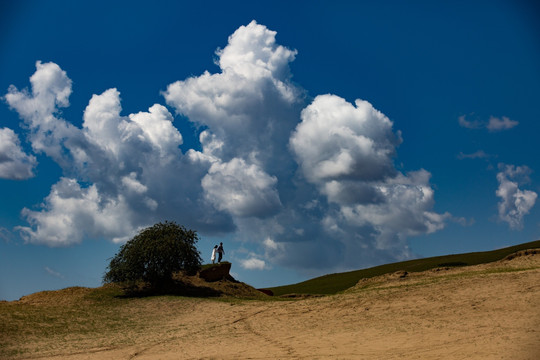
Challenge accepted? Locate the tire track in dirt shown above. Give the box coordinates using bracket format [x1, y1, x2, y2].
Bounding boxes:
[126, 307, 278, 359]
[234, 310, 301, 359]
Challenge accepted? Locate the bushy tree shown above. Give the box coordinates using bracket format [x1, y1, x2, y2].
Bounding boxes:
[103, 221, 202, 287]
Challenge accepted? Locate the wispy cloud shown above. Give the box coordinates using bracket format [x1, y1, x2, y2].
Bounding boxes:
[487, 116, 519, 132]
[457, 150, 491, 160]
[0, 227, 13, 243]
[458, 115, 483, 130]
[458, 115, 518, 132]
[44, 266, 65, 279]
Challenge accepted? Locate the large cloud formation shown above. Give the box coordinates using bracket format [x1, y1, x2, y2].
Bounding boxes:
[5, 21, 451, 272]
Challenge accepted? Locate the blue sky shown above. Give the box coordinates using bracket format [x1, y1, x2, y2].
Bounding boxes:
[1, 0, 539, 301]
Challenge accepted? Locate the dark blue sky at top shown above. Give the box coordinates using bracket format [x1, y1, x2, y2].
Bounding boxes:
[1, 0, 539, 301]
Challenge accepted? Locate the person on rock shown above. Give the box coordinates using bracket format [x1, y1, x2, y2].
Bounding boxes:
[217, 242, 225, 263]
[211, 245, 218, 264]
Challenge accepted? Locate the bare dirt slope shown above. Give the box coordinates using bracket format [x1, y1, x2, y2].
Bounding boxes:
[2, 250, 539, 359]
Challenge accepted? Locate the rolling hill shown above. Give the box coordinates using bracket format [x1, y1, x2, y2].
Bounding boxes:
[267, 239, 540, 296]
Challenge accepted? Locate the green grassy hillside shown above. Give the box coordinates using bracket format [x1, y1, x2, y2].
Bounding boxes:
[267, 240, 540, 296]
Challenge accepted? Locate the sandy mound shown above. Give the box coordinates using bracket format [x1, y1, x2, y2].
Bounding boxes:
[171, 271, 268, 299]
[17, 286, 95, 305]
[15, 272, 266, 306]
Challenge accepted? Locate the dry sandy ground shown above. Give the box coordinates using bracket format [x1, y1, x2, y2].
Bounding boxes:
[9, 251, 540, 359]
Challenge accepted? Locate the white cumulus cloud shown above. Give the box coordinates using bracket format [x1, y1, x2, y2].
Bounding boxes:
[6, 61, 230, 246]
[289, 95, 448, 257]
[128, 104, 183, 159]
[0, 128, 37, 180]
[5, 61, 80, 167]
[16, 178, 136, 246]
[496, 164, 537, 230]
[202, 158, 282, 218]
[217, 21, 297, 82]
[240, 257, 267, 270]
[163, 20, 302, 169]
[291, 94, 401, 183]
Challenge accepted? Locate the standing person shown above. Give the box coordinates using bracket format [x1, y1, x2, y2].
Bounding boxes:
[217, 242, 224, 263]
[211, 245, 218, 264]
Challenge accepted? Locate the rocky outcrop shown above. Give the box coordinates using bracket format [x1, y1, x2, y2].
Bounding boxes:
[198, 262, 232, 282]
[257, 288, 274, 296]
[504, 248, 539, 261]
[393, 270, 408, 279]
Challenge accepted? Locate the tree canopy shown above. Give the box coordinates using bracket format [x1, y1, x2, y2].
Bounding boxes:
[103, 221, 202, 287]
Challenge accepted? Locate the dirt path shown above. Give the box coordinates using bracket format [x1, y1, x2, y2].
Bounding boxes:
[15, 252, 540, 359]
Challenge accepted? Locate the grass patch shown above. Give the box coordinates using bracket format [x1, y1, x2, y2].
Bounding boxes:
[268, 240, 540, 296]
[200, 261, 231, 271]
[437, 261, 467, 267]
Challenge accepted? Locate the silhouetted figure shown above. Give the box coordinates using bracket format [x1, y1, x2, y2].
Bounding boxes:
[217, 242, 224, 263]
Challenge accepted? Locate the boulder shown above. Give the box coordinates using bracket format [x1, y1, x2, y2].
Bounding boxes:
[392, 270, 408, 279]
[199, 262, 232, 282]
[257, 288, 274, 296]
